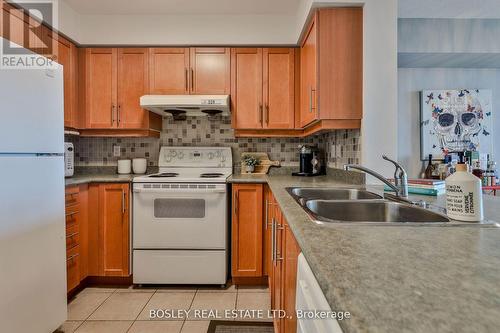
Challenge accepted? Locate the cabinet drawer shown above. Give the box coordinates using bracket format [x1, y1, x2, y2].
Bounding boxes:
[65, 186, 80, 207]
[66, 223, 80, 250]
[66, 245, 80, 292]
[65, 205, 80, 227]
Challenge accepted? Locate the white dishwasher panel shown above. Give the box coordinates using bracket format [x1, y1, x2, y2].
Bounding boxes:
[296, 253, 343, 333]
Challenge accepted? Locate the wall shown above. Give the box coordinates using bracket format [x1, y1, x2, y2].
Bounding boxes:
[69, 117, 361, 171]
[398, 68, 500, 178]
[398, 0, 500, 19]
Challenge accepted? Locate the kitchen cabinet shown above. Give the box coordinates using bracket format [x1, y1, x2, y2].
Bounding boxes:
[231, 48, 263, 129]
[263, 186, 274, 277]
[149, 48, 189, 94]
[190, 47, 230, 94]
[79, 48, 161, 136]
[263, 48, 296, 129]
[65, 182, 130, 293]
[282, 220, 300, 333]
[65, 184, 89, 293]
[83, 48, 117, 129]
[0, 3, 46, 53]
[231, 48, 296, 131]
[231, 184, 264, 278]
[149, 47, 230, 95]
[299, 8, 363, 130]
[266, 187, 301, 333]
[98, 183, 130, 277]
[299, 14, 318, 127]
[117, 48, 150, 128]
[46, 30, 78, 129]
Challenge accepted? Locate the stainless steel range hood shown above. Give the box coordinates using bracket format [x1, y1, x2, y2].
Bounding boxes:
[140, 95, 230, 117]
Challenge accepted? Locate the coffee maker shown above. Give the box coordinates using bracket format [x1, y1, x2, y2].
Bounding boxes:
[292, 145, 324, 176]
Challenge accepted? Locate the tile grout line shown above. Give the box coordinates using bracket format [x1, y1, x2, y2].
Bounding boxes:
[126, 289, 158, 332]
[72, 290, 116, 332]
[179, 288, 198, 332]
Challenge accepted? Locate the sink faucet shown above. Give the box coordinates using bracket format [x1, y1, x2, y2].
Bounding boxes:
[344, 155, 409, 198]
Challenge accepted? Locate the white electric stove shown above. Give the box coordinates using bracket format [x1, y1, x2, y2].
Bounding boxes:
[132, 147, 232, 285]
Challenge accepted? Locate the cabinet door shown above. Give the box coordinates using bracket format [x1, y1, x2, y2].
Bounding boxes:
[232, 184, 263, 277]
[98, 183, 129, 277]
[263, 186, 274, 277]
[272, 205, 284, 333]
[52, 34, 78, 128]
[149, 48, 189, 94]
[231, 48, 263, 129]
[263, 48, 295, 129]
[85, 48, 117, 128]
[190, 48, 230, 94]
[117, 48, 149, 128]
[1, 4, 46, 52]
[300, 13, 318, 127]
[283, 221, 300, 333]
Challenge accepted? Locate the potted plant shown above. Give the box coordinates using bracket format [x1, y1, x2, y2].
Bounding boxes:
[243, 155, 260, 173]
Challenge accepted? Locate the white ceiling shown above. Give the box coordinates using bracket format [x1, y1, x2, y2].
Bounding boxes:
[399, 0, 500, 18]
[63, 0, 302, 15]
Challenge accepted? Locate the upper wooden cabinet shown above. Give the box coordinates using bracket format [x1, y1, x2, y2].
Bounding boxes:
[232, 48, 295, 131]
[83, 48, 117, 129]
[190, 48, 230, 94]
[79, 48, 161, 136]
[263, 48, 295, 129]
[231, 48, 263, 129]
[149, 47, 230, 95]
[232, 183, 264, 278]
[117, 48, 150, 128]
[149, 48, 189, 94]
[42, 28, 79, 129]
[300, 15, 318, 127]
[299, 8, 363, 129]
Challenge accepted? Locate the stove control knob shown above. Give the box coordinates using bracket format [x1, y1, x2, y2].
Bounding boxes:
[178, 152, 184, 159]
[208, 152, 214, 159]
[170, 151, 177, 157]
[216, 151, 221, 157]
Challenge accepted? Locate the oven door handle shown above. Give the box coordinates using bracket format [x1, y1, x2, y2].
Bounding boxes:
[133, 188, 226, 194]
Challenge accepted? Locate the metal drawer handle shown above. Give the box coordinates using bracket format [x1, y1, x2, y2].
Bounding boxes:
[66, 211, 79, 217]
[66, 232, 79, 239]
[67, 253, 79, 261]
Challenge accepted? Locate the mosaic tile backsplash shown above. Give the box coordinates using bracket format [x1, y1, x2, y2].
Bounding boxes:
[68, 116, 361, 170]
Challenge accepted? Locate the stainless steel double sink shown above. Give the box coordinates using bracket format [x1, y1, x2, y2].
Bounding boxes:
[287, 187, 450, 224]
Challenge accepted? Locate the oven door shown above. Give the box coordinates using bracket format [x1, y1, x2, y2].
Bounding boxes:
[133, 183, 227, 249]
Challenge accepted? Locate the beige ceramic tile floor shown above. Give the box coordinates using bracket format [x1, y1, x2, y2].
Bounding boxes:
[56, 283, 271, 333]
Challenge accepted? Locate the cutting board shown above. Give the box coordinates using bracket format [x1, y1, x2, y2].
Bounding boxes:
[240, 152, 280, 174]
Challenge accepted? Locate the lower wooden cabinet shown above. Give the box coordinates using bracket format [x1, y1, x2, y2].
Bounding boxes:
[65, 182, 130, 293]
[231, 184, 264, 278]
[97, 183, 130, 277]
[231, 184, 301, 333]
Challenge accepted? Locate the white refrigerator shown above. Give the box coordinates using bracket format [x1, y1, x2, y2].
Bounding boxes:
[0, 38, 67, 332]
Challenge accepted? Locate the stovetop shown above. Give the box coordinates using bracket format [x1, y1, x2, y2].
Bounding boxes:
[133, 146, 233, 183]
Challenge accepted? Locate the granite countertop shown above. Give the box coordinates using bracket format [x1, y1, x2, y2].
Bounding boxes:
[65, 173, 136, 186]
[265, 174, 500, 333]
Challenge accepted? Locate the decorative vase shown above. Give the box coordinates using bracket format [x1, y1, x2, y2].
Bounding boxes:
[246, 165, 255, 173]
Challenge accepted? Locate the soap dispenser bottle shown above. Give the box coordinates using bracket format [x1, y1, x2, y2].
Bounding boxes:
[445, 158, 484, 221]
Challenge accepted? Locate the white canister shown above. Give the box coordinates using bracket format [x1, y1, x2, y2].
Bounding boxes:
[117, 159, 132, 174]
[132, 158, 147, 174]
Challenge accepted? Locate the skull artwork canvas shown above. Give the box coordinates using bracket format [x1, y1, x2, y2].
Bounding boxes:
[420, 89, 493, 160]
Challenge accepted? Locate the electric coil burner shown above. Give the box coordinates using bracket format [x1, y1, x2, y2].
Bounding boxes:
[132, 147, 232, 286]
[200, 173, 224, 178]
[148, 172, 179, 178]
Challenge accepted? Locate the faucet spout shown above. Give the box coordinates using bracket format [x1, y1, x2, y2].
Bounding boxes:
[344, 164, 401, 194]
[344, 156, 409, 198]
